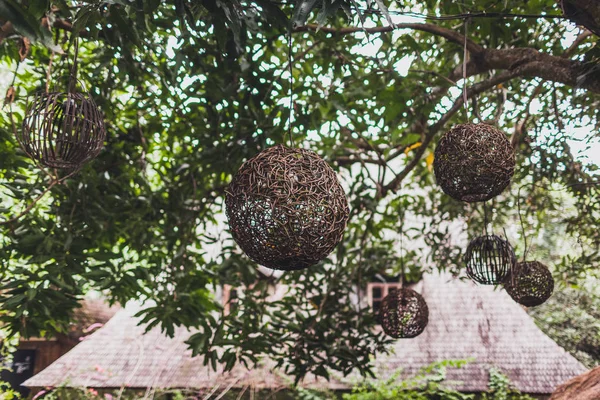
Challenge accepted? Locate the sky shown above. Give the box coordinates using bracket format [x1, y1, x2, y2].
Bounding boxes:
[1, 10, 598, 167]
[379, 12, 600, 168]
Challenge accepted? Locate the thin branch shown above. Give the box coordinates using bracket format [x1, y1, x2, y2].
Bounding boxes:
[335, 155, 387, 166]
[295, 23, 484, 54]
[381, 71, 520, 197]
[0, 169, 80, 226]
[297, 22, 600, 93]
[512, 83, 544, 148]
[411, 69, 458, 86]
[261, 40, 321, 104]
[564, 31, 593, 56]
[377, 25, 595, 194]
[0, 180, 58, 226]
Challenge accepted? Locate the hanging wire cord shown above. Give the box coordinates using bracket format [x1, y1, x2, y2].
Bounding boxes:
[356, 9, 568, 21]
[517, 184, 530, 262]
[483, 201, 489, 236]
[272, 1, 568, 21]
[399, 195, 406, 287]
[462, 18, 469, 118]
[287, 26, 294, 147]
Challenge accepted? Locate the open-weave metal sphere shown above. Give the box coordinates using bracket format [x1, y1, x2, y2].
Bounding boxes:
[379, 288, 428, 339]
[225, 145, 349, 271]
[504, 261, 554, 307]
[19, 92, 105, 169]
[465, 235, 515, 285]
[434, 123, 515, 202]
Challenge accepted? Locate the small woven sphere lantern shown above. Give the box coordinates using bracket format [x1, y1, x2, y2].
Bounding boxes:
[379, 288, 428, 339]
[504, 261, 554, 307]
[19, 92, 106, 169]
[225, 145, 350, 271]
[434, 123, 515, 202]
[465, 235, 515, 285]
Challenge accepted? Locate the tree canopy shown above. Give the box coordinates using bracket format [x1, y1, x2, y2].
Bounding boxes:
[0, 0, 598, 383]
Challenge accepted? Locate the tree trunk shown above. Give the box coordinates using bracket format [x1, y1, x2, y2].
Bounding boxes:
[560, 0, 600, 36]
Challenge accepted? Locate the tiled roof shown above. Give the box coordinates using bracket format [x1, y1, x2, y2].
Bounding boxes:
[65, 298, 120, 341]
[372, 274, 587, 393]
[24, 273, 587, 394]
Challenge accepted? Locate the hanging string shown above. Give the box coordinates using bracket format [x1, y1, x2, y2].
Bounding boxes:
[483, 201, 489, 236]
[68, 36, 80, 93]
[462, 18, 470, 120]
[399, 194, 406, 288]
[287, 25, 294, 147]
[271, 2, 568, 21]
[6, 60, 21, 138]
[517, 184, 530, 262]
[45, 51, 55, 94]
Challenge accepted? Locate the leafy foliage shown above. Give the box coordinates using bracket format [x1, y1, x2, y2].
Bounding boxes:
[29, 362, 535, 399]
[529, 282, 600, 369]
[340, 361, 534, 400]
[342, 360, 476, 400]
[0, 0, 598, 384]
[481, 368, 535, 400]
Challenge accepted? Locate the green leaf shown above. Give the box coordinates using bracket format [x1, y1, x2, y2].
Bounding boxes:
[0, 0, 42, 40]
[109, 5, 142, 48]
[27, 0, 49, 19]
[292, 0, 319, 28]
[373, 0, 393, 25]
[0, 0, 62, 52]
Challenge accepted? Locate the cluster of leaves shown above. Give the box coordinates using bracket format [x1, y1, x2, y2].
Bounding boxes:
[335, 361, 534, 400]
[481, 368, 535, 400]
[16, 361, 535, 399]
[0, 0, 598, 384]
[529, 282, 600, 369]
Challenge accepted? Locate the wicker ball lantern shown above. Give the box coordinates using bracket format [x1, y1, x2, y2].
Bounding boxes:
[379, 288, 429, 339]
[19, 91, 105, 169]
[465, 235, 515, 285]
[434, 123, 515, 202]
[504, 261, 554, 307]
[225, 145, 349, 271]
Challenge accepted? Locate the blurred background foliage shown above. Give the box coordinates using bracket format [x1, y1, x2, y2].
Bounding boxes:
[0, 0, 598, 382]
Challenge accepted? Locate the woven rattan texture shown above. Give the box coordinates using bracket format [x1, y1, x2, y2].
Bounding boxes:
[504, 261, 554, 307]
[379, 288, 429, 339]
[434, 123, 515, 202]
[225, 145, 349, 271]
[465, 235, 515, 285]
[20, 92, 105, 169]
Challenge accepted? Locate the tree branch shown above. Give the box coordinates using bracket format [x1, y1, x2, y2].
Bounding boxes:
[297, 22, 599, 93]
[480, 47, 599, 93]
[561, 0, 600, 36]
[0, 180, 58, 226]
[295, 23, 484, 53]
[380, 71, 520, 197]
[0, 168, 80, 226]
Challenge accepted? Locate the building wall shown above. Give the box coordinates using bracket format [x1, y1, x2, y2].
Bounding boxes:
[18, 336, 76, 375]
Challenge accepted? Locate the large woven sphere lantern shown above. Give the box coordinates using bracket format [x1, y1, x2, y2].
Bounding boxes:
[434, 123, 515, 202]
[19, 91, 105, 169]
[504, 261, 554, 307]
[379, 288, 428, 339]
[465, 235, 515, 285]
[225, 145, 349, 271]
